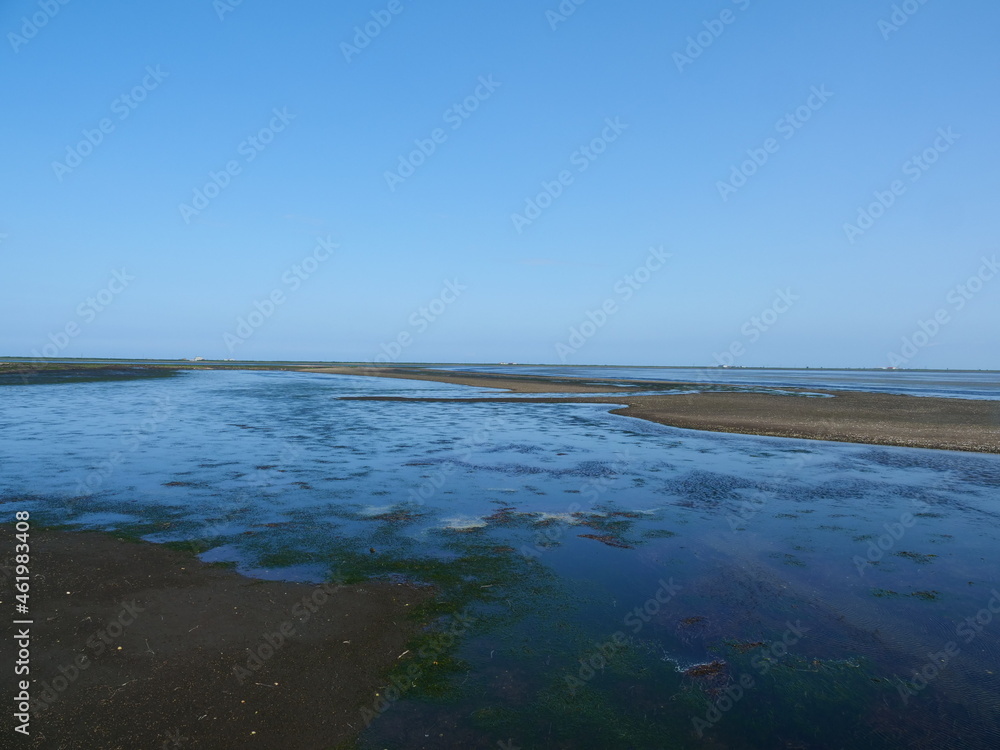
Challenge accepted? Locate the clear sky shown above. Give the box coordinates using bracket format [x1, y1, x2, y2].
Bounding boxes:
[2, 0, 998, 368]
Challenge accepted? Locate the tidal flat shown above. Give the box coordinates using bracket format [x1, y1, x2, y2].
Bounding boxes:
[2, 365, 999, 748]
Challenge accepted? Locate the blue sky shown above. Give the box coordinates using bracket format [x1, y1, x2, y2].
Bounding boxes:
[2, 0, 998, 368]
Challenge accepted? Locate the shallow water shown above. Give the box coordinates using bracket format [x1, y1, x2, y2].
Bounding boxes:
[2, 369, 999, 748]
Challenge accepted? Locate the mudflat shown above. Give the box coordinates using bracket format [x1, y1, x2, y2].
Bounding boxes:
[14, 526, 432, 749]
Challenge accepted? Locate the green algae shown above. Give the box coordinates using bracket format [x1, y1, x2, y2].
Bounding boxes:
[872, 588, 901, 598]
[768, 552, 806, 567]
[894, 551, 938, 564]
[642, 528, 677, 539]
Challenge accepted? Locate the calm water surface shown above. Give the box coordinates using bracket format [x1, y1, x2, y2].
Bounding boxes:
[2, 369, 998, 749]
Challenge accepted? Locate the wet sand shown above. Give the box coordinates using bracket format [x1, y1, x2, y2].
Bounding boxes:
[310, 367, 1000, 454]
[13, 526, 432, 749]
[305, 365, 635, 393]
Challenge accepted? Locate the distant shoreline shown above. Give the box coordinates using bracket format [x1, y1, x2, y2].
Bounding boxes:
[2, 358, 998, 373]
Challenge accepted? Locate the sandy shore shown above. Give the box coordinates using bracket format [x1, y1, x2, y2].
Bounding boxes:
[14, 527, 432, 749]
[310, 367, 1000, 454]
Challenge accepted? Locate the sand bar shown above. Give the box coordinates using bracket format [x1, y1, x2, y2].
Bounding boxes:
[309, 366, 1000, 454]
